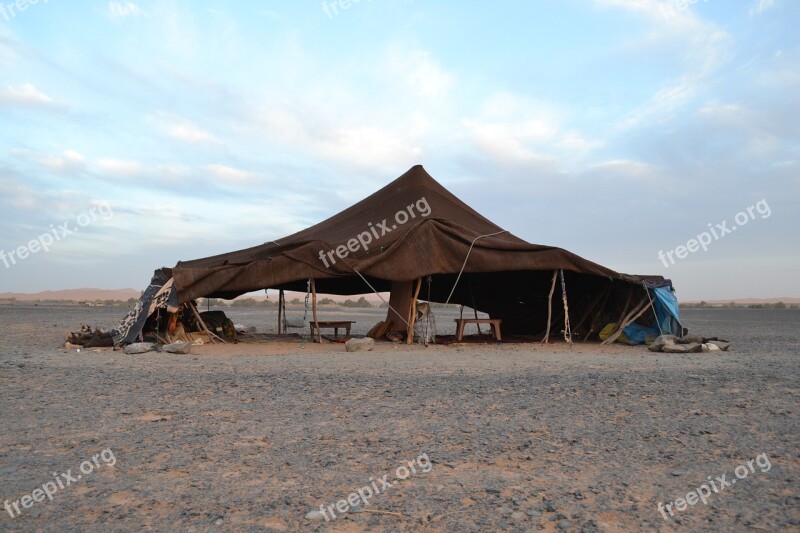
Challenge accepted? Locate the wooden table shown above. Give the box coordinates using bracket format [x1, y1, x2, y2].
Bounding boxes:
[454, 318, 502, 341]
[310, 321, 355, 339]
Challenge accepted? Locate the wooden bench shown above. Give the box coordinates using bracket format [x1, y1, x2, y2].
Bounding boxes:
[454, 318, 502, 341]
[310, 321, 355, 339]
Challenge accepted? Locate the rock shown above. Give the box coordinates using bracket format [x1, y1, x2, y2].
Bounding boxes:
[684, 342, 703, 353]
[557, 520, 573, 530]
[305, 510, 326, 521]
[663, 344, 688, 353]
[124, 342, 156, 354]
[544, 500, 557, 512]
[707, 343, 721, 352]
[678, 333, 704, 344]
[701, 344, 710, 352]
[163, 342, 192, 354]
[345, 337, 374, 352]
[706, 340, 731, 351]
[648, 335, 679, 352]
[511, 511, 525, 520]
[64, 342, 81, 349]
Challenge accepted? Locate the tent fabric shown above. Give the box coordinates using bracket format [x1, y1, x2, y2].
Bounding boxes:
[111, 268, 176, 345]
[652, 286, 682, 335]
[171, 165, 674, 336]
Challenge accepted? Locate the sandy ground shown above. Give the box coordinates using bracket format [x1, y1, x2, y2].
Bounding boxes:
[0, 306, 798, 532]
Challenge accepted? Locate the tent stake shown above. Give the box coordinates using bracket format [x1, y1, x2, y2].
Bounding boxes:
[541, 270, 558, 344]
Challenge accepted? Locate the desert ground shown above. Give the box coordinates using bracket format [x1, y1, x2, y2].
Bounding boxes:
[0, 305, 798, 532]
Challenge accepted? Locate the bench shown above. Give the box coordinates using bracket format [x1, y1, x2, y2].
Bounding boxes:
[309, 321, 355, 339]
[454, 318, 502, 341]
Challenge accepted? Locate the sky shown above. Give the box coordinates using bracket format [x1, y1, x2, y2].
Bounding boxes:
[0, 0, 798, 301]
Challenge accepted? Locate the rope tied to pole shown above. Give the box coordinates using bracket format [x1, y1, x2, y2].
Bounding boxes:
[560, 269, 573, 346]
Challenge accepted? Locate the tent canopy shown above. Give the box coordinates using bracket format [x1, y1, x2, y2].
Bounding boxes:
[171, 165, 677, 336]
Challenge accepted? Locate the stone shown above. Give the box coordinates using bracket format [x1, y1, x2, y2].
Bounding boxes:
[511, 511, 525, 520]
[124, 342, 156, 354]
[345, 337, 375, 352]
[678, 333, 704, 344]
[707, 343, 721, 352]
[706, 340, 731, 351]
[305, 510, 325, 521]
[684, 343, 703, 353]
[663, 344, 688, 353]
[163, 342, 192, 354]
[648, 335, 679, 352]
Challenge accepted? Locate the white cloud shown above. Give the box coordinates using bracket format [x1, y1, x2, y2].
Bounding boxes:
[96, 158, 142, 176]
[0, 84, 54, 106]
[108, 1, 143, 19]
[205, 164, 258, 185]
[149, 112, 218, 144]
[386, 47, 455, 99]
[40, 150, 86, 172]
[749, 0, 775, 17]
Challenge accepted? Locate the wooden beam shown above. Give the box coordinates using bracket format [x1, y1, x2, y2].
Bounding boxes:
[541, 270, 558, 344]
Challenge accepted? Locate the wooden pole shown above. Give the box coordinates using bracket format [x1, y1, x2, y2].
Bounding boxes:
[311, 279, 321, 343]
[278, 289, 284, 334]
[541, 270, 558, 344]
[602, 296, 651, 345]
[407, 278, 422, 344]
[189, 301, 226, 344]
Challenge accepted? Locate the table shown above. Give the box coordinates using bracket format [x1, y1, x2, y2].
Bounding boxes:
[454, 318, 502, 341]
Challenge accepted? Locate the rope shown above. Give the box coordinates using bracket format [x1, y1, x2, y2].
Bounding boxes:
[351, 269, 412, 330]
[444, 230, 508, 305]
[560, 269, 573, 346]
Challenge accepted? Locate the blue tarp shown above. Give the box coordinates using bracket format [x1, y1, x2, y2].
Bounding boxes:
[652, 286, 682, 336]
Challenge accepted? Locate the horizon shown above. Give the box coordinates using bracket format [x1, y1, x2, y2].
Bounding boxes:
[1, 1, 798, 300]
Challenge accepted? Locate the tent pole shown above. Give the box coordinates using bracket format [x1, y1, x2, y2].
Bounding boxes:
[189, 300, 226, 343]
[602, 296, 651, 345]
[407, 278, 422, 344]
[560, 269, 573, 347]
[643, 283, 663, 335]
[468, 281, 482, 335]
[278, 289, 284, 334]
[311, 279, 321, 343]
[541, 270, 558, 344]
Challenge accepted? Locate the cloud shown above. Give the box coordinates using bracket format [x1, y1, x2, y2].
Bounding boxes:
[148, 112, 219, 144]
[205, 164, 259, 185]
[96, 158, 143, 176]
[0, 84, 55, 107]
[749, 0, 775, 17]
[40, 150, 86, 173]
[108, 1, 143, 19]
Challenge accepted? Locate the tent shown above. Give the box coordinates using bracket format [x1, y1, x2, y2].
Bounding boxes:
[162, 165, 680, 343]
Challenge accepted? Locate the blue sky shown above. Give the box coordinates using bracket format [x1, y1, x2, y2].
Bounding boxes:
[0, 0, 797, 300]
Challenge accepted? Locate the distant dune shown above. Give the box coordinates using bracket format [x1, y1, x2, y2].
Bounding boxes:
[0, 289, 797, 305]
[0, 288, 141, 302]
